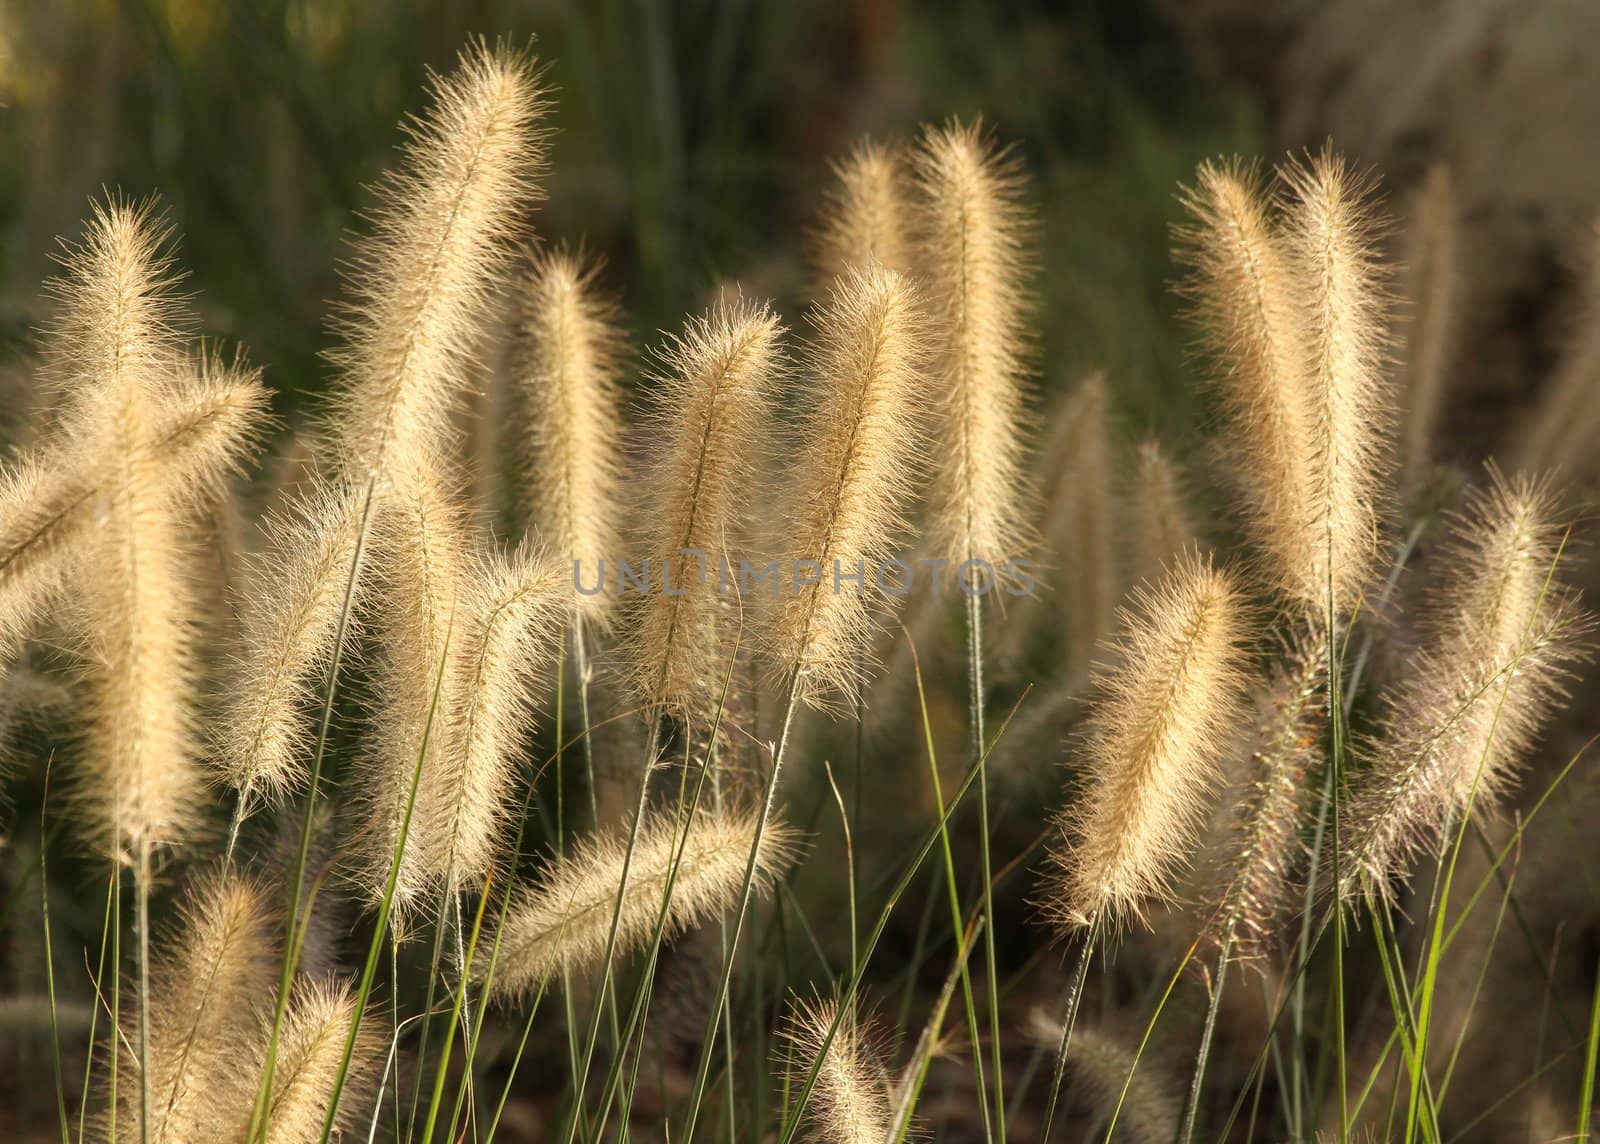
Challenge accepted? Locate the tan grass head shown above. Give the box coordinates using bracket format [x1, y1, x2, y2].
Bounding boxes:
[508, 245, 626, 624]
[1128, 438, 1196, 591]
[1044, 373, 1116, 679]
[45, 200, 206, 862]
[327, 40, 549, 486]
[216, 479, 369, 806]
[914, 119, 1034, 568]
[485, 804, 798, 1003]
[769, 262, 929, 706]
[1397, 164, 1459, 489]
[626, 294, 785, 713]
[816, 139, 913, 284]
[1044, 551, 1251, 932]
[779, 995, 894, 1144]
[1178, 160, 1320, 610]
[253, 978, 384, 1144]
[1278, 146, 1393, 615]
[1341, 470, 1590, 902]
[115, 873, 279, 1142]
[1516, 218, 1600, 483]
[439, 540, 565, 894]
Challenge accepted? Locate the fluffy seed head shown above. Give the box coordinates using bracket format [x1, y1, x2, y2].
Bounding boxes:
[626, 295, 785, 712]
[1278, 147, 1394, 614]
[914, 120, 1034, 567]
[485, 805, 798, 1003]
[508, 245, 625, 623]
[815, 139, 913, 284]
[1043, 373, 1116, 679]
[769, 263, 929, 705]
[1044, 553, 1250, 932]
[348, 463, 472, 914]
[1129, 438, 1197, 591]
[1341, 472, 1590, 902]
[439, 541, 565, 893]
[1178, 160, 1320, 610]
[1397, 165, 1459, 489]
[216, 480, 369, 805]
[255, 979, 384, 1144]
[327, 41, 548, 486]
[779, 996, 894, 1144]
[114, 873, 279, 1142]
[1205, 632, 1325, 962]
[46, 200, 202, 862]
[1, 358, 267, 657]
[1517, 219, 1600, 483]
[1025, 1015, 1180, 1144]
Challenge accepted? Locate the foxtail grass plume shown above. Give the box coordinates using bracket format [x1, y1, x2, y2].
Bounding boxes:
[216, 480, 368, 807]
[1045, 373, 1115, 679]
[508, 246, 625, 623]
[1278, 147, 1393, 615]
[1397, 165, 1459, 489]
[816, 139, 913, 284]
[46, 201, 202, 861]
[769, 263, 928, 705]
[1517, 220, 1600, 483]
[438, 541, 564, 893]
[1044, 553, 1250, 931]
[780, 996, 894, 1144]
[1025, 1014, 1179, 1144]
[349, 462, 472, 913]
[1205, 632, 1325, 962]
[116, 874, 279, 1142]
[1341, 472, 1589, 901]
[1, 355, 267, 656]
[1178, 161, 1320, 609]
[915, 120, 1033, 571]
[485, 805, 797, 1003]
[328, 40, 548, 485]
[1129, 438, 1196, 591]
[627, 295, 785, 712]
[252, 978, 383, 1144]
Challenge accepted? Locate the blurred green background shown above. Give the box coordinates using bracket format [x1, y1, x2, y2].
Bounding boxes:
[0, 0, 1260, 438]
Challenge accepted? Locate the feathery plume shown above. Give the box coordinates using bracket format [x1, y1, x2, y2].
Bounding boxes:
[1341, 473, 1589, 901]
[439, 541, 564, 893]
[914, 120, 1033, 569]
[1177, 160, 1320, 609]
[349, 462, 472, 913]
[1026, 1015, 1180, 1144]
[328, 40, 548, 485]
[1128, 439, 1196, 591]
[816, 139, 913, 284]
[252, 979, 383, 1144]
[485, 805, 797, 1002]
[1046, 374, 1116, 678]
[1, 368, 267, 654]
[1045, 553, 1250, 931]
[1397, 165, 1459, 488]
[45, 201, 199, 861]
[216, 480, 369, 806]
[1204, 632, 1325, 962]
[627, 295, 785, 713]
[1517, 219, 1600, 482]
[1278, 147, 1393, 614]
[114, 874, 278, 1142]
[508, 246, 626, 623]
[780, 996, 894, 1144]
[769, 263, 928, 705]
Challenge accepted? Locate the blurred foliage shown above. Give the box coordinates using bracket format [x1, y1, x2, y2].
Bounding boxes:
[0, 0, 1260, 435]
